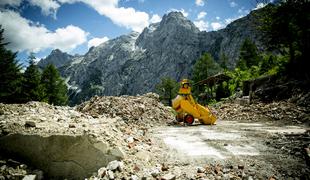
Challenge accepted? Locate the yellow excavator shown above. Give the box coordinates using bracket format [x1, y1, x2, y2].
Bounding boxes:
[172, 79, 217, 125]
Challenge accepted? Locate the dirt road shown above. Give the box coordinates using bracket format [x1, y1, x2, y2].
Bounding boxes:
[151, 120, 309, 179]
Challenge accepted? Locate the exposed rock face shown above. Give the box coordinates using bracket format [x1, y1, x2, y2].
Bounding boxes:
[40, 10, 266, 105]
[37, 49, 74, 68]
[0, 134, 118, 179]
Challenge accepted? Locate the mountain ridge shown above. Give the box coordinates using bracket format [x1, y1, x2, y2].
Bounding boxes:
[39, 9, 266, 105]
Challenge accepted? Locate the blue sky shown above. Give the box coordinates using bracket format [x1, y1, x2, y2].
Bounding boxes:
[0, 0, 266, 67]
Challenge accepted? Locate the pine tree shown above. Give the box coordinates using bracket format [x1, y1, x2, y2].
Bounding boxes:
[260, 0, 310, 77]
[237, 38, 260, 70]
[259, 54, 275, 74]
[192, 53, 221, 102]
[0, 26, 22, 103]
[21, 53, 44, 102]
[155, 77, 179, 106]
[192, 53, 221, 83]
[41, 64, 68, 105]
[219, 53, 229, 71]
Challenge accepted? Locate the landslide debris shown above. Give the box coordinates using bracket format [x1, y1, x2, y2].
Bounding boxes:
[76, 93, 174, 126]
[216, 99, 310, 125]
[0, 93, 175, 179]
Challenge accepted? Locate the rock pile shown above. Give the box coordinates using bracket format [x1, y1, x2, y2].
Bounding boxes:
[0, 158, 44, 180]
[0, 94, 175, 179]
[77, 93, 174, 126]
[216, 100, 309, 125]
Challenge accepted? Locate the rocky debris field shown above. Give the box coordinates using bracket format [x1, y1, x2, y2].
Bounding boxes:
[0, 93, 309, 179]
[0, 157, 44, 180]
[0, 93, 174, 179]
[77, 93, 174, 126]
[216, 99, 310, 126]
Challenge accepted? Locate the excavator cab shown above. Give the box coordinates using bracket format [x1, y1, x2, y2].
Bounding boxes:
[172, 79, 217, 125]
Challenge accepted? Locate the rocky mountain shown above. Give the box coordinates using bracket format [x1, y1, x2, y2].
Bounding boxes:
[40, 9, 265, 105]
[37, 49, 74, 68]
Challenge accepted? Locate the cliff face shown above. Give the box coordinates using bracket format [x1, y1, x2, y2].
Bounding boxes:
[37, 49, 74, 68]
[40, 10, 265, 105]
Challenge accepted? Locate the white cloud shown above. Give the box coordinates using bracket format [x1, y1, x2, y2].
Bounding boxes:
[194, 20, 208, 31]
[225, 18, 235, 24]
[150, 14, 161, 23]
[254, 2, 267, 10]
[224, 14, 245, 25]
[3, 0, 153, 32]
[88, 36, 109, 48]
[211, 22, 223, 31]
[169, 8, 189, 17]
[2, 0, 153, 32]
[216, 16, 220, 20]
[0, 10, 88, 53]
[180, 9, 189, 17]
[58, 0, 149, 32]
[96, 6, 149, 32]
[0, 0, 22, 6]
[28, 0, 60, 17]
[195, 0, 204, 6]
[34, 57, 42, 63]
[229, 1, 237, 7]
[197, 11, 207, 20]
[237, 7, 250, 15]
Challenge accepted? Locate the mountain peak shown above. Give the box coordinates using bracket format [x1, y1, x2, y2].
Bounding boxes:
[160, 11, 199, 33]
[164, 11, 185, 19]
[38, 49, 73, 68]
[51, 49, 63, 54]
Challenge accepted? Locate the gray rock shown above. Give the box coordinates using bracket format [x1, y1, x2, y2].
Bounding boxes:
[37, 49, 74, 69]
[25, 121, 36, 128]
[0, 135, 119, 179]
[117, 161, 124, 172]
[107, 170, 114, 179]
[109, 147, 126, 159]
[150, 168, 160, 177]
[22, 175, 36, 180]
[43, 9, 267, 105]
[161, 173, 176, 180]
[107, 160, 120, 171]
[97, 167, 107, 178]
[197, 166, 205, 173]
[130, 175, 139, 180]
[126, 136, 134, 143]
[32, 170, 44, 180]
[135, 150, 151, 161]
[94, 141, 109, 154]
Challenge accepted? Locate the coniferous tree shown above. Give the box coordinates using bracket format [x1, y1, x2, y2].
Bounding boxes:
[0, 26, 22, 103]
[219, 53, 229, 71]
[192, 53, 221, 83]
[259, 54, 276, 74]
[21, 53, 44, 102]
[192, 53, 221, 102]
[155, 77, 179, 106]
[260, 0, 310, 76]
[237, 38, 260, 70]
[41, 64, 68, 105]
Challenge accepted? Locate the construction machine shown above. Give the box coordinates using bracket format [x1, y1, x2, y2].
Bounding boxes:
[172, 79, 217, 125]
